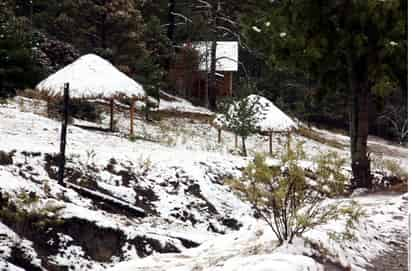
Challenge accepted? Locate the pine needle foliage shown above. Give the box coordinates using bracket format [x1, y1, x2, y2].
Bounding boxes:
[219, 81, 260, 156]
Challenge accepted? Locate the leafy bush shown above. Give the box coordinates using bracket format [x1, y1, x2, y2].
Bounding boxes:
[227, 139, 359, 244]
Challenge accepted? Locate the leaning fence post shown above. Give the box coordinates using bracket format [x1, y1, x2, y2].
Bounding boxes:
[109, 98, 114, 131]
[58, 82, 69, 187]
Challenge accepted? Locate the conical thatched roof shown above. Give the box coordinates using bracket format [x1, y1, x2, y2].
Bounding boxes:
[36, 54, 145, 99]
[214, 95, 297, 133]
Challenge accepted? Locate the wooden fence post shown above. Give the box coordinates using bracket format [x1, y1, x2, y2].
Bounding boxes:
[218, 129, 222, 143]
[109, 98, 114, 131]
[269, 132, 273, 156]
[57, 82, 69, 187]
[235, 134, 238, 148]
[130, 98, 135, 136]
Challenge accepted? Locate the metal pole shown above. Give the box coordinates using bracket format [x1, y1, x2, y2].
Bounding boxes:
[58, 83, 69, 187]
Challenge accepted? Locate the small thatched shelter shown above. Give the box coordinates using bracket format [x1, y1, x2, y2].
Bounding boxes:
[36, 54, 146, 134]
[213, 95, 297, 154]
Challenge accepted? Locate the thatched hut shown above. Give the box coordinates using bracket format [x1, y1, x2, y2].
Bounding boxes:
[36, 54, 146, 135]
[213, 95, 297, 154]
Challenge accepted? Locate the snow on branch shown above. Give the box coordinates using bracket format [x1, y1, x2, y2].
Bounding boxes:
[171, 12, 193, 23]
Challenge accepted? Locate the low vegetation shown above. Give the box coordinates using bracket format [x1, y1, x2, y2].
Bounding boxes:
[47, 96, 103, 123]
[227, 139, 360, 245]
[0, 190, 64, 235]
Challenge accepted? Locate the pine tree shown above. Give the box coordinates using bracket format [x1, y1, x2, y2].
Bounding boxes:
[51, 0, 147, 76]
[0, 1, 42, 97]
[219, 80, 259, 156]
[245, 0, 407, 188]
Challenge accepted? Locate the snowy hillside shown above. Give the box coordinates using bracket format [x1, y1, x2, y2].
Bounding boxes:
[0, 95, 408, 271]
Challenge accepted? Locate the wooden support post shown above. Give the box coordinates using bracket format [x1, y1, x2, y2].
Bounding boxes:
[287, 131, 291, 150]
[269, 132, 273, 156]
[224, 71, 233, 96]
[57, 83, 69, 187]
[235, 134, 238, 148]
[130, 98, 135, 136]
[109, 98, 114, 132]
[218, 129, 222, 143]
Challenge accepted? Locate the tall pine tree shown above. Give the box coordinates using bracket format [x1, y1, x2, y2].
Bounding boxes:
[245, 0, 407, 188]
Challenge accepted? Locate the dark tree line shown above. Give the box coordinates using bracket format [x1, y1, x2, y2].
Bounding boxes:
[0, 0, 407, 188]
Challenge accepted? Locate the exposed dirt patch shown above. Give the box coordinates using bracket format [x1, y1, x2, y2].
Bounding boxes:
[185, 183, 218, 215]
[134, 185, 158, 214]
[0, 150, 14, 165]
[55, 217, 126, 262]
[8, 245, 43, 271]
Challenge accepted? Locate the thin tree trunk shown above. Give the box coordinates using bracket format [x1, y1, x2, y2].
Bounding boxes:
[218, 129, 222, 143]
[208, 1, 219, 110]
[167, 0, 176, 42]
[241, 136, 247, 156]
[350, 78, 372, 188]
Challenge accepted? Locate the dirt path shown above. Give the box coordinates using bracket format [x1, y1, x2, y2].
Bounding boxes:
[366, 196, 408, 271]
[366, 231, 408, 271]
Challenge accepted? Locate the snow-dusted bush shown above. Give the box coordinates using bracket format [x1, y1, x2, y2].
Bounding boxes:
[227, 140, 358, 245]
[314, 151, 348, 196]
[0, 191, 64, 234]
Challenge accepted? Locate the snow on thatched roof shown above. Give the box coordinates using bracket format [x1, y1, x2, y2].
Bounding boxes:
[36, 54, 145, 99]
[213, 95, 297, 133]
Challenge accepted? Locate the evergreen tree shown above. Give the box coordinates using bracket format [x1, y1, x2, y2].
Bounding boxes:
[219, 80, 259, 156]
[244, 0, 407, 188]
[51, 0, 147, 76]
[0, 2, 43, 97]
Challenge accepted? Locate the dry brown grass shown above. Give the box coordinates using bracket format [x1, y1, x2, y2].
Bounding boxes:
[17, 89, 51, 101]
[297, 126, 346, 150]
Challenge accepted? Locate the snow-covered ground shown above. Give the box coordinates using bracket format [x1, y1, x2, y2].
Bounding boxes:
[108, 194, 408, 271]
[0, 95, 408, 271]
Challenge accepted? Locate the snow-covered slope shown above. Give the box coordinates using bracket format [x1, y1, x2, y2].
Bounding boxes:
[108, 194, 407, 271]
[36, 54, 145, 99]
[0, 96, 408, 271]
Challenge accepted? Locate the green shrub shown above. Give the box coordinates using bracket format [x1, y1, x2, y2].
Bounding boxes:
[315, 151, 348, 196]
[227, 139, 361, 245]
